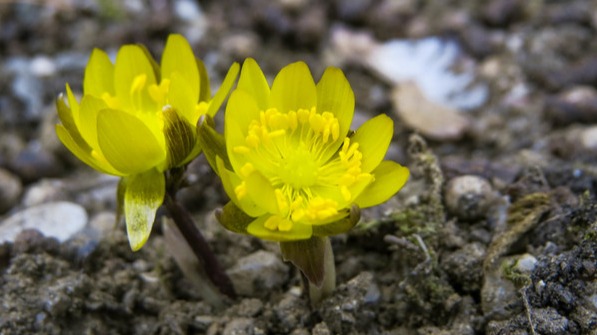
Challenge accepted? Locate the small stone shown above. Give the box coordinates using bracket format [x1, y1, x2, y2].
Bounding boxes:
[444, 175, 495, 221]
[311, 322, 331, 335]
[9, 143, 64, 183]
[227, 250, 289, 296]
[173, 0, 203, 22]
[514, 254, 537, 274]
[22, 179, 68, 207]
[30, 56, 56, 77]
[545, 86, 597, 126]
[0, 168, 22, 214]
[221, 318, 255, 335]
[0, 201, 88, 244]
[392, 83, 470, 141]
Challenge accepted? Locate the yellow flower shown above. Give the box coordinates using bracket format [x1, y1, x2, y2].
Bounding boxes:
[55, 34, 239, 250]
[209, 58, 409, 242]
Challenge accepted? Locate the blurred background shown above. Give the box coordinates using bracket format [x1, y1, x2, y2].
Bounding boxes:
[1, 1, 597, 334]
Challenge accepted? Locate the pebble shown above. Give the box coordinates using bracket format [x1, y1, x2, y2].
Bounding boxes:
[391, 83, 470, 141]
[545, 86, 597, 126]
[0, 168, 22, 214]
[227, 250, 289, 296]
[8, 142, 64, 183]
[221, 318, 258, 335]
[0, 201, 88, 244]
[444, 175, 495, 221]
[21, 179, 68, 208]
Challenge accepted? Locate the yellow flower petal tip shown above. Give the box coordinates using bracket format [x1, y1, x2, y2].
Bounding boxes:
[55, 34, 239, 250]
[217, 59, 409, 242]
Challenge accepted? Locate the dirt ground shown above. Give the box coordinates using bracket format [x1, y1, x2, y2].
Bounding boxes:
[0, 0, 596, 334]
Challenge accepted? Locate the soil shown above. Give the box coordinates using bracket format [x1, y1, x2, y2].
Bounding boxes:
[1, 0, 596, 334]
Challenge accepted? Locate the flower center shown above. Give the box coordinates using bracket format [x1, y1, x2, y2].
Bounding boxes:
[234, 107, 370, 229]
[279, 147, 318, 189]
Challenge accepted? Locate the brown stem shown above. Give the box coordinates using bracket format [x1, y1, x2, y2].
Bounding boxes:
[164, 192, 236, 299]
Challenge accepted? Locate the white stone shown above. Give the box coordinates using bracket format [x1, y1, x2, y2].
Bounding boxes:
[0, 201, 88, 243]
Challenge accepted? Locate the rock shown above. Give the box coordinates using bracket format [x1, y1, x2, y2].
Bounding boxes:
[8, 142, 64, 183]
[545, 86, 597, 127]
[0, 201, 88, 244]
[0, 168, 22, 214]
[221, 318, 257, 335]
[392, 83, 470, 141]
[311, 322, 331, 335]
[22, 179, 68, 207]
[444, 175, 495, 221]
[319, 272, 380, 334]
[227, 250, 289, 296]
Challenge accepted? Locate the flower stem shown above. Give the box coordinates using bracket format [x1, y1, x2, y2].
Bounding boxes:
[163, 192, 236, 299]
[308, 237, 336, 306]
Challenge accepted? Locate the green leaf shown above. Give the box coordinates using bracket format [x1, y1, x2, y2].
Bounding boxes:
[280, 236, 327, 287]
[312, 205, 360, 236]
[124, 169, 165, 251]
[214, 201, 254, 234]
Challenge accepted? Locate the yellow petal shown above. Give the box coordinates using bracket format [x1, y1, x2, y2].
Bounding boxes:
[247, 215, 312, 241]
[270, 61, 317, 113]
[316, 67, 355, 161]
[351, 114, 394, 173]
[245, 171, 279, 214]
[161, 34, 199, 103]
[83, 48, 114, 97]
[97, 108, 166, 174]
[216, 156, 265, 217]
[354, 161, 409, 208]
[207, 62, 240, 117]
[78, 95, 107, 151]
[225, 89, 260, 171]
[124, 168, 165, 251]
[168, 72, 196, 125]
[312, 205, 360, 236]
[197, 58, 211, 102]
[65, 84, 81, 128]
[56, 91, 80, 140]
[56, 124, 123, 176]
[237, 58, 270, 110]
[114, 45, 157, 110]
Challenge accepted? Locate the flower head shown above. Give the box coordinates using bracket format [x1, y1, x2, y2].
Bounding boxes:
[56, 34, 239, 250]
[207, 58, 409, 242]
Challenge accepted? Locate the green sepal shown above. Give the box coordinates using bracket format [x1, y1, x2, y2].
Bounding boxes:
[215, 201, 254, 234]
[124, 169, 165, 251]
[197, 115, 230, 174]
[280, 236, 327, 287]
[163, 106, 197, 168]
[312, 205, 361, 237]
[116, 176, 127, 225]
